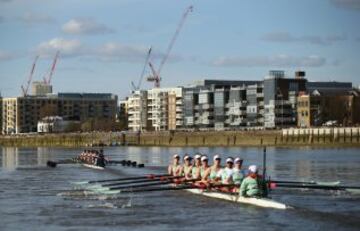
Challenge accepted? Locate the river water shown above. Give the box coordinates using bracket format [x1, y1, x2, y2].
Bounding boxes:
[1, 146, 360, 231]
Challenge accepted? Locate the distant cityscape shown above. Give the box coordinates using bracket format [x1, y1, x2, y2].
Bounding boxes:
[1, 70, 359, 134]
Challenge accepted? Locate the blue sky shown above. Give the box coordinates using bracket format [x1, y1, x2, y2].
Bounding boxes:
[0, 0, 360, 99]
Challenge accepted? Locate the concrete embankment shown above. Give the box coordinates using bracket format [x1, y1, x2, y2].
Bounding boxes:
[0, 127, 360, 148]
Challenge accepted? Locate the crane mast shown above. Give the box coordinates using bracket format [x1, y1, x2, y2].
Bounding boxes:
[147, 5, 193, 88]
[132, 46, 152, 91]
[44, 51, 60, 85]
[21, 55, 39, 97]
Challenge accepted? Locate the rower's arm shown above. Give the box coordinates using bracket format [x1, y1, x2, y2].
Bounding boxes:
[239, 180, 247, 197]
[201, 168, 211, 181]
[168, 165, 173, 175]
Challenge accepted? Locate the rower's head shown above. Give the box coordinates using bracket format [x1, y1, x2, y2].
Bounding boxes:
[201, 155, 209, 166]
[213, 154, 221, 166]
[194, 154, 202, 165]
[173, 154, 180, 164]
[226, 157, 234, 169]
[234, 157, 243, 168]
[183, 155, 192, 165]
[248, 165, 258, 175]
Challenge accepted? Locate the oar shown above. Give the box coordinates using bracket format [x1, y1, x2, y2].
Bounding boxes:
[108, 160, 145, 168]
[108, 179, 179, 191]
[99, 178, 197, 192]
[271, 183, 360, 191]
[271, 180, 340, 186]
[72, 174, 172, 185]
[101, 176, 182, 187]
[47, 158, 77, 168]
[120, 184, 202, 193]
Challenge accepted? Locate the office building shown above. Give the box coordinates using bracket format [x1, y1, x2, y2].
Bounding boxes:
[1, 93, 117, 134]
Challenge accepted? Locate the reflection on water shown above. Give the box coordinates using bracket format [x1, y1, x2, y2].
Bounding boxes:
[0, 147, 56, 170]
[1, 146, 359, 184]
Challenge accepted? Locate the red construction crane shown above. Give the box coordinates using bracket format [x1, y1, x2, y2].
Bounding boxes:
[21, 55, 39, 97]
[147, 5, 193, 88]
[43, 51, 60, 85]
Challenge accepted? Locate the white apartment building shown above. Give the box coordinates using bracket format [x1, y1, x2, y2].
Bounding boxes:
[127, 90, 147, 131]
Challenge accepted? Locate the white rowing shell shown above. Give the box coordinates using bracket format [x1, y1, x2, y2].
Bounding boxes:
[82, 163, 105, 170]
[185, 188, 289, 210]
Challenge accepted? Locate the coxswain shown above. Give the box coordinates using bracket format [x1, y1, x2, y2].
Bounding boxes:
[191, 154, 202, 179]
[95, 151, 106, 168]
[239, 165, 267, 198]
[181, 155, 193, 180]
[168, 154, 182, 176]
[203, 154, 222, 182]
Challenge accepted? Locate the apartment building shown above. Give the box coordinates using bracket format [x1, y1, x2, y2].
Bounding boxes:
[127, 90, 147, 131]
[147, 87, 183, 131]
[168, 90, 183, 130]
[1, 93, 117, 134]
[127, 88, 183, 131]
[263, 70, 307, 128]
[297, 89, 360, 127]
[126, 71, 355, 131]
[225, 86, 247, 127]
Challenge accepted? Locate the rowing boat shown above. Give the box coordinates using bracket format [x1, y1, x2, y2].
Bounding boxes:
[184, 188, 289, 209]
[82, 163, 105, 170]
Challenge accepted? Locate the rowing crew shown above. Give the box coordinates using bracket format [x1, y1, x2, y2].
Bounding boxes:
[78, 149, 107, 167]
[168, 154, 268, 198]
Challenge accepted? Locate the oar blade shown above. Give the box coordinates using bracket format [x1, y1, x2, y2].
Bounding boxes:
[47, 161, 57, 168]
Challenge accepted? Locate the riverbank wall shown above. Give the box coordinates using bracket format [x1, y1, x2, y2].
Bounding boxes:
[0, 127, 360, 148]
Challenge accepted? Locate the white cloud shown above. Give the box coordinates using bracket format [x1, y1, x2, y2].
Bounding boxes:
[62, 19, 114, 35]
[330, 0, 360, 10]
[17, 12, 55, 24]
[261, 32, 347, 45]
[0, 50, 15, 61]
[34, 38, 163, 63]
[96, 42, 149, 62]
[36, 38, 85, 57]
[212, 54, 327, 68]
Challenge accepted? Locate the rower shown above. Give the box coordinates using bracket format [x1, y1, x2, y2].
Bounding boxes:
[200, 155, 211, 180]
[239, 165, 267, 198]
[95, 151, 106, 168]
[168, 154, 182, 176]
[216, 157, 234, 185]
[191, 154, 202, 179]
[181, 155, 193, 180]
[232, 157, 245, 185]
[203, 154, 222, 182]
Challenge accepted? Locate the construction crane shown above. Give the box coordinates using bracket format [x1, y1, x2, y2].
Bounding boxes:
[131, 46, 152, 91]
[21, 55, 39, 97]
[43, 51, 60, 85]
[147, 5, 193, 88]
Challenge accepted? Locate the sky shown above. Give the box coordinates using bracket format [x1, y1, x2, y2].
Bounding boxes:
[0, 0, 360, 99]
